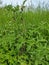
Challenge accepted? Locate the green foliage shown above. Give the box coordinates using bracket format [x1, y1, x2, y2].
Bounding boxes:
[0, 5, 49, 65]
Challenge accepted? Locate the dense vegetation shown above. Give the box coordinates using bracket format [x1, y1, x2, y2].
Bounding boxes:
[0, 5, 49, 65]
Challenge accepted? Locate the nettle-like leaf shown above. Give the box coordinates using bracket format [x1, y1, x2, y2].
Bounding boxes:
[21, 61, 27, 65]
[16, 36, 25, 50]
[46, 54, 49, 61]
[26, 38, 36, 51]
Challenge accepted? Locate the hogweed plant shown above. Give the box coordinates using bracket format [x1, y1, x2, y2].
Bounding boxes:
[20, 0, 27, 36]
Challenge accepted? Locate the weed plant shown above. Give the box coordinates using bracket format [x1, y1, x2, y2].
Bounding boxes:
[0, 4, 49, 65]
